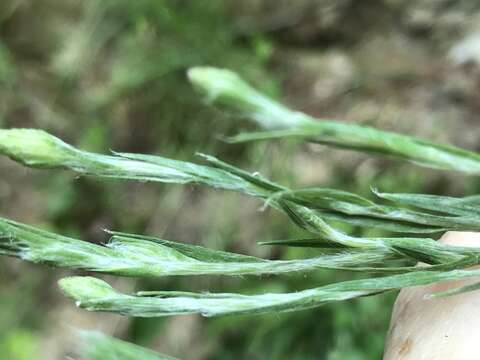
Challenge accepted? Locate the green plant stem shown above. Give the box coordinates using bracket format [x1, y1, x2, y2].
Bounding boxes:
[3, 129, 480, 236]
[59, 268, 480, 317]
[0, 217, 402, 276]
[188, 67, 480, 175]
[2, 130, 480, 265]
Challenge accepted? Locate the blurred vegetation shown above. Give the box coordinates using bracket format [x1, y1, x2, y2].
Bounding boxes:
[1, 1, 480, 359]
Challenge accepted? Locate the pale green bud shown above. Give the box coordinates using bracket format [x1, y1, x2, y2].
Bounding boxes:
[187, 67, 311, 130]
[188, 67, 255, 109]
[59, 276, 119, 304]
[0, 129, 77, 168]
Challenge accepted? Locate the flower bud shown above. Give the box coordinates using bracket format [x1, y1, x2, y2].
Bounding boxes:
[59, 276, 118, 304]
[188, 67, 311, 130]
[0, 129, 77, 168]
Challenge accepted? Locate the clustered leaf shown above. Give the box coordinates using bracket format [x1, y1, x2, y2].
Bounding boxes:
[0, 217, 397, 275]
[2, 66, 480, 322]
[2, 131, 480, 260]
[2, 129, 480, 238]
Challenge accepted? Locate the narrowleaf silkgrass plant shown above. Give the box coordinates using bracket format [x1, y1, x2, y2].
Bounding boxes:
[2, 127, 480, 321]
[3, 66, 480, 352]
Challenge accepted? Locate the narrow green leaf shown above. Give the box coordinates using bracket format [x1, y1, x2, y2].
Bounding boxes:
[374, 190, 480, 217]
[0, 217, 398, 276]
[60, 269, 480, 317]
[3, 129, 480, 237]
[3, 129, 480, 267]
[272, 188, 480, 231]
[316, 211, 446, 234]
[188, 66, 480, 175]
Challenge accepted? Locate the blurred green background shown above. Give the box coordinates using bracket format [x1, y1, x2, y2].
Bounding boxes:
[1, 1, 480, 359]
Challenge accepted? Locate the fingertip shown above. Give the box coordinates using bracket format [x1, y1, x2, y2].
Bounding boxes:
[439, 231, 480, 247]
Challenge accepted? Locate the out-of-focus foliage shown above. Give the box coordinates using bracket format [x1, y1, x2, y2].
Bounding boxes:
[79, 331, 177, 360]
[0, 329, 39, 360]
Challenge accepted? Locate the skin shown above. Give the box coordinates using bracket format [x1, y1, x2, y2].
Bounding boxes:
[384, 232, 480, 359]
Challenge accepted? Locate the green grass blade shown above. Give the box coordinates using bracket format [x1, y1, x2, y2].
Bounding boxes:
[4, 128, 480, 263]
[3, 129, 480, 236]
[374, 190, 480, 217]
[4, 213, 477, 280]
[0, 129, 264, 193]
[59, 269, 480, 317]
[270, 188, 480, 231]
[188, 66, 480, 175]
[316, 211, 446, 234]
[0, 217, 400, 276]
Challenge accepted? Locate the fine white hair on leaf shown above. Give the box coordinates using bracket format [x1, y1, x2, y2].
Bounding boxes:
[188, 66, 480, 175]
[59, 268, 480, 318]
